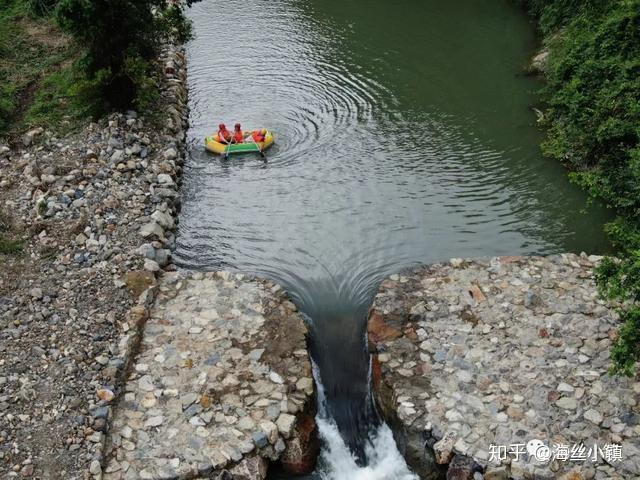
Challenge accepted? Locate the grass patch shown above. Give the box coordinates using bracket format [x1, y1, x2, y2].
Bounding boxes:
[0, 0, 84, 137]
[23, 62, 86, 134]
[0, 209, 23, 254]
[0, 237, 24, 254]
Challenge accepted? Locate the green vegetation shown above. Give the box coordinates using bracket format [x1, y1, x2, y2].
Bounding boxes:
[0, 238, 24, 254]
[55, 0, 197, 115]
[519, 0, 640, 375]
[0, 210, 23, 254]
[0, 0, 198, 137]
[0, 0, 81, 136]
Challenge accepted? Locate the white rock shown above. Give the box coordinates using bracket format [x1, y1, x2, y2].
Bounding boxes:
[269, 372, 284, 384]
[151, 210, 174, 229]
[144, 415, 164, 427]
[110, 150, 125, 163]
[144, 259, 160, 272]
[584, 409, 603, 425]
[157, 173, 174, 186]
[138, 375, 155, 392]
[163, 148, 177, 160]
[555, 397, 577, 410]
[260, 420, 278, 444]
[139, 222, 164, 239]
[557, 382, 574, 392]
[450, 258, 464, 267]
[89, 460, 101, 475]
[275, 413, 296, 438]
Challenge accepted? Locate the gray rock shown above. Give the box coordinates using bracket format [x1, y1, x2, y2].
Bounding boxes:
[584, 409, 603, 425]
[524, 290, 543, 308]
[110, 150, 125, 163]
[251, 431, 269, 448]
[30, 288, 43, 299]
[184, 403, 202, 418]
[555, 397, 577, 410]
[144, 259, 160, 272]
[154, 249, 171, 267]
[151, 210, 174, 230]
[136, 243, 156, 260]
[89, 460, 102, 475]
[144, 415, 163, 427]
[139, 222, 164, 239]
[157, 173, 174, 186]
[163, 148, 177, 160]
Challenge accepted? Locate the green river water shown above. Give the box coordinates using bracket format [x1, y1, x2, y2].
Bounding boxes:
[175, 0, 612, 477]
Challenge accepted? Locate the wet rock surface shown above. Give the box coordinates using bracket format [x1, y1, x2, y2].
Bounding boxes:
[0, 46, 188, 478]
[102, 272, 316, 480]
[369, 255, 640, 480]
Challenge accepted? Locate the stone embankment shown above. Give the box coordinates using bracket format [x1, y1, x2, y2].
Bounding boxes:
[102, 272, 316, 480]
[0, 45, 190, 478]
[368, 254, 640, 480]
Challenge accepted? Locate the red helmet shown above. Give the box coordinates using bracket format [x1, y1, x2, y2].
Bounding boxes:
[219, 123, 226, 130]
[234, 123, 241, 130]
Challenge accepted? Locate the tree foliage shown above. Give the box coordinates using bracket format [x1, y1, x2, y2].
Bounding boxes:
[520, 0, 640, 375]
[55, 0, 198, 113]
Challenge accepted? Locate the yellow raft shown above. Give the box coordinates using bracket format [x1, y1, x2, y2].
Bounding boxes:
[204, 129, 274, 155]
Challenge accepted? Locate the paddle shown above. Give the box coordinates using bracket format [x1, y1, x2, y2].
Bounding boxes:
[223, 133, 233, 160]
[247, 131, 267, 162]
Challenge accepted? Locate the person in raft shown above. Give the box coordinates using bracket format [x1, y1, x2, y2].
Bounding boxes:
[217, 123, 232, 144]
[233, 123, 245, 144]
[251, 128, 267, 143]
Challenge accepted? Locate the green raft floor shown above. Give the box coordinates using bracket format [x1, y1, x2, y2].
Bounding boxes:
[222, 143, 262, 153]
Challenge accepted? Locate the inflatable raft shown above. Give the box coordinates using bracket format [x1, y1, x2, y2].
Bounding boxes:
[204, 129, 274, 155]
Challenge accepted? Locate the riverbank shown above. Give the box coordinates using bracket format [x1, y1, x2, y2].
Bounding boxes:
[369, 254, 640, 480]
[0, 45, 189, 478]
[520, 0, 640, 375]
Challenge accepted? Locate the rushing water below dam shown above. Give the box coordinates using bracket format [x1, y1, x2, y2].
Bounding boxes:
[174, 0, 611, 477]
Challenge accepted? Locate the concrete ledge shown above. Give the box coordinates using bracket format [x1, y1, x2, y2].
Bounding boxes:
[368, 254, 640, 480]
[102, 272, 316, 480]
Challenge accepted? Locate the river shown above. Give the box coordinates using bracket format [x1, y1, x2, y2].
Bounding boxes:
[173, 0, 611, 478]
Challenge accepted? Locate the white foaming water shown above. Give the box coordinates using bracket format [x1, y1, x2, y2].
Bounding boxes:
[316, 419, 418, 480]
[312, 361, 418, 480]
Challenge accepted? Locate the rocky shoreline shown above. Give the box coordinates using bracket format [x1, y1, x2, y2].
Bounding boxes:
[368, 254, 640, 480]
[1, 37, 319, 479]
[0, 45, 189, 478]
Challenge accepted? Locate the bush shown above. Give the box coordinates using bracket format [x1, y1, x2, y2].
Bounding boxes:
[30, 0, 59, 16]
[56, 0, 197, 113]
[521, 0, 640, 375]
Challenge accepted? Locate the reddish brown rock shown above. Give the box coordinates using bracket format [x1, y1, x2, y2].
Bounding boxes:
[368, 310, 402, 344]
[280, 413, 319, 474]
[371, 354, 383, 390]
[468, 284, 486, 302]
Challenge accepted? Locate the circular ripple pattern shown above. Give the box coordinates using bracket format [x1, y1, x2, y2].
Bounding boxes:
[175, 0, 611, 473]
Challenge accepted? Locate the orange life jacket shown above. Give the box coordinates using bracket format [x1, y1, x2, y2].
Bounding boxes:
[233, 130, 244, 143]
[252, 130, 266, 143]
[218, 128, 231, 143]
